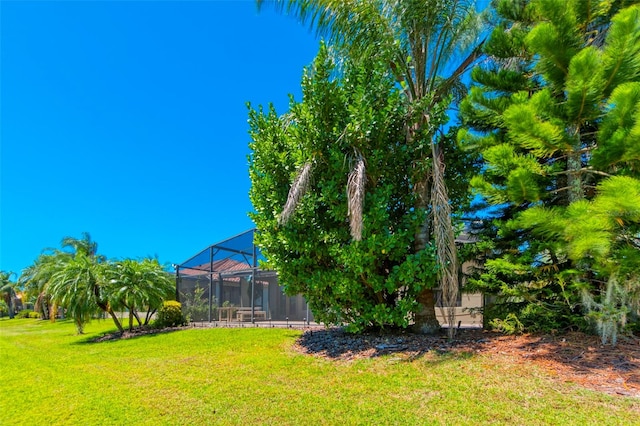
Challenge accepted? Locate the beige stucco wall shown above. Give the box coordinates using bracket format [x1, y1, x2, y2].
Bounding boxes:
[435, 259, 483, 327]
[436, 292, 483, 327]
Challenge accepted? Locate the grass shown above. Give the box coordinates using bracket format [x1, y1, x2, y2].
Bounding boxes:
[1, 318, 638, 425]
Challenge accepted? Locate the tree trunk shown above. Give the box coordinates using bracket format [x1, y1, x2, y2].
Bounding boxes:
[412, 173, 441, 334]
[431, 145, 459, 339]
[145, 308, 157, 325]
[93, 282, 123, 333]
[8, 295, 14, 319]
[133, 310, 142, 326]
[50, 304, 58, 322]
[413, 288, 441, 334]
[567, 126, 584, 203]
[567, 153, 584, 203]
[106, 307, 124, 333]
[38, 295, 50, 320]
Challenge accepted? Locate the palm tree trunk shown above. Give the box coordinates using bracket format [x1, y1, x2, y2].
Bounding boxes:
[133, 310, 142, 326]
[50, 303, 58, 322]
[412, 142, 459, 336]
[430, 145, 459, 339]
[36, 294, 49, 320]
[412, 172, 441, 334]
[92, 281, 123, 332]
[8, 298, 15, 319]
[413, 285, 441, 334]
[105, 307, 124, 333]
[145, 308, 158, 325]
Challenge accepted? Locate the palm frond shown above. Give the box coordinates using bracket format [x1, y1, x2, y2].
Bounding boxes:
[431, 145, 459, 339]
[347, 155, 366, 241]
[61, 232, 98, 257]
[279, 162, 313, 225]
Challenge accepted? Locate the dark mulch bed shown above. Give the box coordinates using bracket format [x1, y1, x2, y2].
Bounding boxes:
[88, 325, 187, 342]
[293, 328, 640, 398]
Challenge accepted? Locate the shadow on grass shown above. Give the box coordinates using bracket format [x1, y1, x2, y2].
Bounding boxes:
[73, 326, 188, 345]
[73, 323, 304, 345]
[402, 349, 476, 364]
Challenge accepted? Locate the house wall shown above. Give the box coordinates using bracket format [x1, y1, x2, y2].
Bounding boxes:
[435, 259, 483, 327]
[436, 292, 483, 327]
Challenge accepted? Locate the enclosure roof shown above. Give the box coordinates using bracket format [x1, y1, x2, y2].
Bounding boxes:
[177, 229, 263, 275]
[177, 224, 479, 276]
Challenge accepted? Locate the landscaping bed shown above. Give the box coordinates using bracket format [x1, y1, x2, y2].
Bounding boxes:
[294, 328, 640, 398]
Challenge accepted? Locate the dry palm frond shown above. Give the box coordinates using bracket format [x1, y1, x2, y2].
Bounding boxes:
[279, 111, 297, 132]
[431, 145, 459, 339]
[347, 155, 366, 241]
[279, 162, 313, 226]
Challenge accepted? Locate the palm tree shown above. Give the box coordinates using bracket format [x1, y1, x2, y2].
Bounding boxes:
[105, 258, 174, 331]
[25, 233, 125, 333]
[19, 252, 64, 320]
[0, 271, 18, 319]
[62, 232, 105, 261]
[260, 0, 486, 335]
[47, 254, 100, 333]
[19, 233, 101, 322]
[47, 253, 124, 334]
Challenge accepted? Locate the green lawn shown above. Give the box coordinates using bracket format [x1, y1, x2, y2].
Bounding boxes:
[1, 318, 638, 425]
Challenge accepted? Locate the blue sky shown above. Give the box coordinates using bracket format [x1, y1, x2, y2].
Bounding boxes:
[1, 1, 320, 275]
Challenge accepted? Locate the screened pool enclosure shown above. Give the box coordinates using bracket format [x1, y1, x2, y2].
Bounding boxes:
[175, 229, 313, 324]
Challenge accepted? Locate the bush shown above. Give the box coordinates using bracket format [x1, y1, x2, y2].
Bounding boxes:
[0, 300, 8, 317]
[488, 313, 524, 334]
[15, 309, 40, 319]
[626, 320, 640, 336]
[180, 286, 211, 322]
[154, 301, 187, 328]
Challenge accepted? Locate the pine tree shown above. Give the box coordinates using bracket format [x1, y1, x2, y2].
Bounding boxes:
[459, 0, 640, 336]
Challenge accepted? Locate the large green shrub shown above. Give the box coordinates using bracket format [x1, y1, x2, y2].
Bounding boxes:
[154, 301, 186, 328]
[249, 48, 444, 332]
